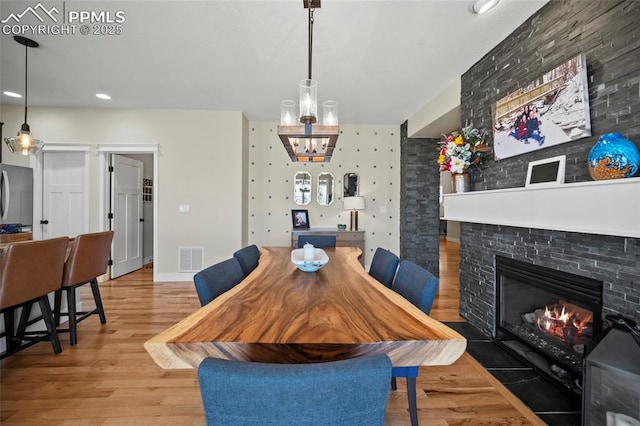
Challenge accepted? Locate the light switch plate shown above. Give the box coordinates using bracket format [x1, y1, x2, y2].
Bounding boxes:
[179, 205, 190, 213]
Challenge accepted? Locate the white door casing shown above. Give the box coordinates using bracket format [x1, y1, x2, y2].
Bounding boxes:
[110, 154, 143, 278]
[97, 144, 158, 281]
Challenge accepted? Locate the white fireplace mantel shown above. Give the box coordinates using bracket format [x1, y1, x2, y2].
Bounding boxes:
[442, 177, 640, 238]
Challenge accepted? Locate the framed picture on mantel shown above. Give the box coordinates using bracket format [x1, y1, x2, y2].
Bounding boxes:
[492, 53, 591, 161]
[291, 209, 310, 229]
[525, 155, 566, 188]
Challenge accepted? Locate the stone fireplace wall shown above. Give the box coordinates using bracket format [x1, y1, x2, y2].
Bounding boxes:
[458, 1, 640, 336]
[400, 121, 441, 275]
[460, 223, 639, 337]
[462, 0, 640, 190]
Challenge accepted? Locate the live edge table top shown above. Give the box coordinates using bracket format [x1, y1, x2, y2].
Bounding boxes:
[144, 247, 466, 369]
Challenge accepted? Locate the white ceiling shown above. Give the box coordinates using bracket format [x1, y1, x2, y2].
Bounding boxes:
[0, 0, 548, 126]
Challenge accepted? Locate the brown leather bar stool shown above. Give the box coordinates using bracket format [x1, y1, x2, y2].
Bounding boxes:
[0, 237, 69, 358]
[54, 231, 114, 346]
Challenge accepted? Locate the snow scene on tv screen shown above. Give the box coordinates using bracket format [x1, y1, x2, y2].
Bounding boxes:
[493, 54, 592, 161]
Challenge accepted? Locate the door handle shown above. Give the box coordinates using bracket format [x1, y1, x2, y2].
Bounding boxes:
[139, 218, 145, 222]
[40, 219, 49, 225]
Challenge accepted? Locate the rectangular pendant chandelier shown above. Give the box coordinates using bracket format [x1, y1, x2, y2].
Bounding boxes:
[277, 0, 339, 163]
[278, 123, 339, 162]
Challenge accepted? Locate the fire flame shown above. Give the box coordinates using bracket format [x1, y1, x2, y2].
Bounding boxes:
[536, 302, 592, 344]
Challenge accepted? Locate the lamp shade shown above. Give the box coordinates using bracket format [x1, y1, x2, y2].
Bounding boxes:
[299, 79, 317, 124]
[323, 101, 338, 125]
[281, 100, 297, 125]
[343, 196, 365, 210]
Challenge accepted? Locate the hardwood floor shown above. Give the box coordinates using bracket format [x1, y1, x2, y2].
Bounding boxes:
[1, 239, 543, 425]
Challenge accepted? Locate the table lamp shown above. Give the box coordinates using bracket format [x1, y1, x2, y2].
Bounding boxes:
[343, 196, 365, 231]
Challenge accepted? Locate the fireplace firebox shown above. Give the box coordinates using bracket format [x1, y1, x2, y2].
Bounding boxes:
[495, 256, 603, 397]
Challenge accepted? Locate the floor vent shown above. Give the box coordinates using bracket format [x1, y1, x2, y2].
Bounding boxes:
[178, 247, 204, 272]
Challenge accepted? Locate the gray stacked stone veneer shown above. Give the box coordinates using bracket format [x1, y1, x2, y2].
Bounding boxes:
[458, 0, 640, 336]
[399, 121, 441, 276]
[459, 223, 640, 337]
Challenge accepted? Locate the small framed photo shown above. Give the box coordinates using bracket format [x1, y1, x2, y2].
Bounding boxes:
[291, 209, 310, 229]
[525, 155, 566, 188]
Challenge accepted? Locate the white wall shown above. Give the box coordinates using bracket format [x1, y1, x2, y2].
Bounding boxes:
[2, 105, 401, 276]
[247, 122, 401, 264]
[1, 105, 245, 279]
[407, 77, 461, 138]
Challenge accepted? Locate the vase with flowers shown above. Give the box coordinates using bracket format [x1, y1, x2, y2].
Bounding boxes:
[438, 126, 491, 193]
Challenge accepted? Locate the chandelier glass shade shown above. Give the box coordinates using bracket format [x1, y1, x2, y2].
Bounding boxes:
[6, 122, 44, 156]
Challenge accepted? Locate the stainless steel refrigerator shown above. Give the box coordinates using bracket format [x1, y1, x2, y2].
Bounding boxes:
[0, 164, 34, 229]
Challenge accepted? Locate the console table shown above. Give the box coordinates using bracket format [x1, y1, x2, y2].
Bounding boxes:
[291, 228, 365, 265]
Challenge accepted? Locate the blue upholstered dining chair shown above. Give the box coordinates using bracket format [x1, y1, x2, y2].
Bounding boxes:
[232, 244, 260, 277]
[297, 235, 336, 248]
[369, 247, 400, 288]
[193, 258, 245, 306]
[198, 354, 392, 426]
[390, 260, 439, 426]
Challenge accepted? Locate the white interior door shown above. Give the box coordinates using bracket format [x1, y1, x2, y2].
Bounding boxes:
[111, 154, 143, 278]
[42, 152, 88, 239]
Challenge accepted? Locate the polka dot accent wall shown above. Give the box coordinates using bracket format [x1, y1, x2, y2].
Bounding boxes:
[248, 123, 401, 265]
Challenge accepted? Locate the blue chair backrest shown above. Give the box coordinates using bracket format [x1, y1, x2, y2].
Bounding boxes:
[392, 260, 439, 314]
[193, 258, 245, 306]
[369, 248, 399, 288]
[198, 354, 392, 426]
[233, 244, 260, 277]
[298, 235, 337, 248]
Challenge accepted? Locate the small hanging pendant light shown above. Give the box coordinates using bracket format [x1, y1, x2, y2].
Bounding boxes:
[4, 36, 44, 156]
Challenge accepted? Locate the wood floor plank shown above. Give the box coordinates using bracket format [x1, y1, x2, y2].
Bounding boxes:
[1, 239, 543, 425]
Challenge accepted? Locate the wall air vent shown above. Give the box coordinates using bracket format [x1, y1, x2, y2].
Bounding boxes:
[178, 247, 204, 272]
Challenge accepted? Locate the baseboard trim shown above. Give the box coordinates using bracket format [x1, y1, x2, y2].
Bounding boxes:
[154, 272, 194, 282]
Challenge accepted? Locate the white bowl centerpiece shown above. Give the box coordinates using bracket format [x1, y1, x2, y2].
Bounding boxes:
[291, 243, 329, 272]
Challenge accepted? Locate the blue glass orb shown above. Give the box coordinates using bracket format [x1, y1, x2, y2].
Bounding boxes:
[588, 133, 640, 180]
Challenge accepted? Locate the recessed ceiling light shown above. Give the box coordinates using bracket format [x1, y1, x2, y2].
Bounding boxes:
[96, 93, 111, 100]
[3, 91, 22, 98]
[472, 0, 500, 14]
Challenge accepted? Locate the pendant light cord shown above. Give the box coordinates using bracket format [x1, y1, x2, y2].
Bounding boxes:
[308, 4, 314, 80]
[23, 41, 28, 125]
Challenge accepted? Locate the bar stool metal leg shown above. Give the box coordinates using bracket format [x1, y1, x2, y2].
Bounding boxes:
[38, 296, 62, 354]
[3, 308, 17, 352]
[90, 279, 107, 324]
[66, 286, 78, 346]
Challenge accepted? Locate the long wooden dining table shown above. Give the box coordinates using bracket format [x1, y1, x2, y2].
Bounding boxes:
[145, 247, 466, 369]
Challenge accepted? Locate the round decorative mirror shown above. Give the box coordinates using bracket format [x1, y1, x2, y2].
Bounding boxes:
[293, 171, 312, 205]
[317, 172, 334, 206]
[343, 173, 359, 197]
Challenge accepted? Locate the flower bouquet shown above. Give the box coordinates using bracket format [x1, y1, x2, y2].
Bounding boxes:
[438, 126, 491, 174]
